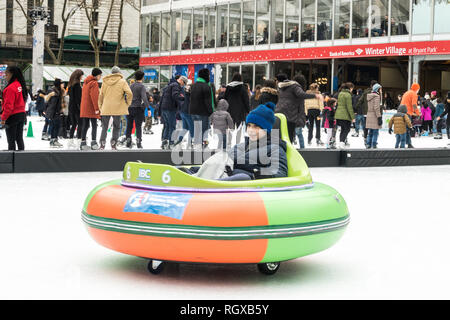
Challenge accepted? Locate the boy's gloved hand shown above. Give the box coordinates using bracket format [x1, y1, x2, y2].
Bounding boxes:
[388, 128, 393, 134]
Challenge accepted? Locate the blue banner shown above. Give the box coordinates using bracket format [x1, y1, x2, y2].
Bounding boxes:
[123, 191, 192, 220]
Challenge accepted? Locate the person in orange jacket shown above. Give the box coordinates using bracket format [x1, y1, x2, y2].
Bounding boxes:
[400, 83, 421, 148]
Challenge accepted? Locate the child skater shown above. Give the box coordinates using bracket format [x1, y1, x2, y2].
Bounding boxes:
[321, 98, 337, 149]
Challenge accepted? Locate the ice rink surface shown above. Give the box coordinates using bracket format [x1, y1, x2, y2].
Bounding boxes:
[1, 165, 449, 300]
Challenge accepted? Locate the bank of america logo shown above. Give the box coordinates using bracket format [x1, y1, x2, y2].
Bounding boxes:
[355, 48, 363, 55]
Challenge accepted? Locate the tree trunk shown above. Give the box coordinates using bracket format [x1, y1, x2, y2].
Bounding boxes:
[114, 0, 125, 66]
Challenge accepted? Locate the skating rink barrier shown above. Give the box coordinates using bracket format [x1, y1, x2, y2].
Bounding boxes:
[0, 148, 449, 173]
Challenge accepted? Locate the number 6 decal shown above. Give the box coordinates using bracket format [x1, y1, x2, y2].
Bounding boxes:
[162, 170, 171, 184]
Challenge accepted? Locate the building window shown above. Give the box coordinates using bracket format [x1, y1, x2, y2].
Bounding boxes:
[193, 8, 204, 49]
[161, 12, 171, 51]
[171, 11, 181, 50]
[317, 0, 332, 40]
[412, 0, 432, 34]
[229, 3, 241, 47]
[271, 0, 284, 44]
[6, 0, 13, 34]
[285, 0, 299, 43]
[151, 14, 161, 52]
[141, 15, 150, 53]
[353, 0, 370, 38]
[181, 9, 192, 50]
[92, 11, 99, 27]
[301, 0, 315, 41]
[160, 66, 171, 88]
[391, 0, 409, 35]
[255, 64, 268, 87]
[242, 0, 255, 46]
[371, 0, 388, 37]
[256, 0, 269, 45]
[228, 65, 240, 82]
[242, 64, 254, 89]
[217, 5, 228, 48]
[205, 7, 216, 48]
[334, 0, 351, 39]
[434, 0, 450, 34]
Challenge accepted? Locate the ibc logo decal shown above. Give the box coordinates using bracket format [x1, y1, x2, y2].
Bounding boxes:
[137, 168, 151, 181]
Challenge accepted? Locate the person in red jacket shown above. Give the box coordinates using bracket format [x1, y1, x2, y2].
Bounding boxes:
[79, 68, 102, 150]
[1, 66, 27, 150]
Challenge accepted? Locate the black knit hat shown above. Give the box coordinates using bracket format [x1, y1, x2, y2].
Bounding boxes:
[198, 68, 210, 81]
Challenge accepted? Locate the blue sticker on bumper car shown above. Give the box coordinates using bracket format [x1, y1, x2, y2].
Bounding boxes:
[123, 191, 192, 220]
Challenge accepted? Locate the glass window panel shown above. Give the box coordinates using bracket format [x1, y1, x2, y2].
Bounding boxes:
[371, 0, 388, 37]
[272, 0, 284, 43]
[391, 0, 409, 35]
[229, 3, 241, 47]
[219, 64, 227, 85]
[217, 5, 228, 47]
[181, 9, 192, 50]
[228, 65, 240, 83]
[352, 0, 370, 38]
[255, 64, 267, 86]
[160, 66, 171, 88]
[141, 15, 150, 53]
[412, 0, 432, 34]
[285, 0, 299, 43]
[205, 7, 216, 48]
[242, 64, 254, 89]
[256, 0, 270, 45]
[434, 0, 450, 34]
[334, 0, 350, 39]
[193, 8, 204, 49]
[301, 0, 315, 41]
[171, 11, 181, 50]
[161, 12, 171, 51]
[317, 0, 332, 40]
[151, 14, 160, 52]
[243, 1, 255, 45]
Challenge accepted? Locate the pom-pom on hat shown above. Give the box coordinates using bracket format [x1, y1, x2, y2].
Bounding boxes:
[246, 102, 276, 133]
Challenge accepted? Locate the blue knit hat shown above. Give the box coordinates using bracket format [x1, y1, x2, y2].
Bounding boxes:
[246, 102, 276, 133]
[372, 83, 382, 93]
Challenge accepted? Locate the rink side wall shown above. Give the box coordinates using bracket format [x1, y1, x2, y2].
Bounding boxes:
[0, 149, 449, 173]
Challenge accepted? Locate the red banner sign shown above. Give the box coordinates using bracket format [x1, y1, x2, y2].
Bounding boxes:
[140, 40, 450, 66]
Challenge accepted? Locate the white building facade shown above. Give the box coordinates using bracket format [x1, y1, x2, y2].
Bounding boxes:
[139, 0, 450, 98]
[0, 0, 140, 48]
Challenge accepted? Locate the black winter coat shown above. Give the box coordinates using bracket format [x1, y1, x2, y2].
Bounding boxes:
[257, 87, 279, 106]
[160, 80, 184, 111]
[275, 80, 315, 127]
[68, 83, 82, 116]
[224, 82, 250, 125]
[45, 88, 63, 120]
[189, 81, 216, 116]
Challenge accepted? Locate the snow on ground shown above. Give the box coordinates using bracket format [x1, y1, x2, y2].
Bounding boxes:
[0, 166, 449, 299]
[1, 115, 449, 150]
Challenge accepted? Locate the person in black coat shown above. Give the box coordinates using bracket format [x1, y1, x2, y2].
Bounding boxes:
[67, 69, 84, 146]
[35, 89, 46, 117]
[159, 75, 187, 148]
[257, 79, 278, 106]
[45, 78, 64, 148]
[189, 68, 216, 147]
[224, 73, 250, 127]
